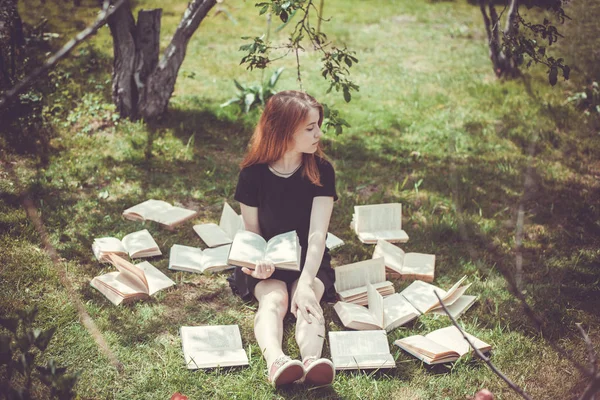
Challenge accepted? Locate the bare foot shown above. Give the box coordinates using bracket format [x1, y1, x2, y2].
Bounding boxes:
[474, 389, 494, 400]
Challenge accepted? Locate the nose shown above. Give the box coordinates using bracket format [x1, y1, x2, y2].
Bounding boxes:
[315, 127, 323, 138]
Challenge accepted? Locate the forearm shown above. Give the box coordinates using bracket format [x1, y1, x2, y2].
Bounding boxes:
[298, 231, 327, 286]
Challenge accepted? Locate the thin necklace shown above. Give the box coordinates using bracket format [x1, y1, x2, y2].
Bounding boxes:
[269, 162, 302, 176]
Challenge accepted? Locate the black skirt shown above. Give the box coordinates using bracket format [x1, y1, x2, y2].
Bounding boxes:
[227, 251, 337, 303]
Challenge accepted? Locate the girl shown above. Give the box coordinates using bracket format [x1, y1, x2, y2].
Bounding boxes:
[229, 90, 338, 387]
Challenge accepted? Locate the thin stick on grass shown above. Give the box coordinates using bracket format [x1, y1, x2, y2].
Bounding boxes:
[433, 291, 533, 400]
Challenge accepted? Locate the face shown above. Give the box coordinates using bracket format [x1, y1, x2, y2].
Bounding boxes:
[291, 107, 322, 154]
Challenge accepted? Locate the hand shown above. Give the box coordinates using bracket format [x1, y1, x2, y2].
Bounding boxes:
[291, 282, 323, 324]
[242, 260, 275, 280]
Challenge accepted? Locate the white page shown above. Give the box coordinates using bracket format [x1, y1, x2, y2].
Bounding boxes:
[136, 261, 175, 296]
[395, 335, 455, 361]
[200, 245, 232, 271]
[333, 302, 380, 329]
[355, 203, 402, 233]
[264, 231, 298, 265]
[326, 232, 345, 250]
[438, 284, 472, 307]
[431, 295, 477, 319]
[169, 244, 204, 272]
[337, 281, 393, 301]
[228, 231, 267, 266]
[358, 229, 409, 243]
[153, 206, 197, 226]
[425, 326, 491, 357]
[220, 202, 244, 239]
[92, 237, 127, 261]
[329, 330, 395, 370]
[91, 272, 141, 305]
[334, 258, 386, 293]
[383, 293, 420, 331]
[373, 240, 405, 274]
[109, 254, 149, 293]
[121, 229, 161, 258]
[400, 280, 447, 314]
[367, 283, 384, 329]
[180, 325, 249, 369]
[123, 199, 172, 220]
[403, 253, 435, 277]
[193, 223, 232, 248]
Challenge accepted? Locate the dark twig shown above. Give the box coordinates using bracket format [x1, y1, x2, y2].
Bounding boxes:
[434, 291, 534, 400]
[0, 0, 127, 108]
[576, 323, 598, 376]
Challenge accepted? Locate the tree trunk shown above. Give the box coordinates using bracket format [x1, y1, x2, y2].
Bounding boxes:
[479, 0, 520, 78]
[107, 0, 216, 121]
[0, 0, 25, 91]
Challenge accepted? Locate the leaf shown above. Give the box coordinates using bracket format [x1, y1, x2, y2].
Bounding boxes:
[549, 66, 558, 86]
[344, 57, 352, 68]
[0, 317, 19, 333]
[562, 65, 570, 80]
[34, 327, 55, 351]
[244, 93, 256, 113]
[259, 5, 269, 15]
[280, 10, 288, 23]
[233, 80, 245, 92]
[269, 67, 285, 88]
[220, 97, 241, 108]
[343, 88, 351, 103]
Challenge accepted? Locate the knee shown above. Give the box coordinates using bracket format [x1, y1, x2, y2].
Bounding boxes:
[256, 281, 289, 317]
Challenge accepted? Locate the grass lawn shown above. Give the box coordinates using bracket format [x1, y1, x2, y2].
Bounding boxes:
[1, 0, 599, 399]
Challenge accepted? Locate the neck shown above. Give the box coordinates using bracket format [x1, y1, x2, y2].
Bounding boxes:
[272, 151, 303, 172]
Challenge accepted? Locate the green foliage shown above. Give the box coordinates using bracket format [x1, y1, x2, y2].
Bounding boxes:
[221, 67, 285, 113]
[0, 308, 79, 400]
[238, 0, 360, 134]
[567, 81, 600, 115]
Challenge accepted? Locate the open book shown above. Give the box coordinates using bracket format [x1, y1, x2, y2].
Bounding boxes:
[227, 230, 300, 271]
[180, 325, 249, 369]
[168, 244, 232, 274]
[92, 229, 161, 262]
[400, 276, 473, 316]
[122, 199, 197, 230]
[329, 330, 396, 370]
[334, 283, 419, 332]
[394, 326, 491, 365]
[373, 239, 435, 282]
[193, 202, 244, 248]
[90, 254, 175, 305]
[326, 232, 345, 251]
[334, 258, 394, 305]
[352, 203, 409, 244]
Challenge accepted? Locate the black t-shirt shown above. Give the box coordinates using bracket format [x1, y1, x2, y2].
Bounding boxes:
[234, 157, 338, 251]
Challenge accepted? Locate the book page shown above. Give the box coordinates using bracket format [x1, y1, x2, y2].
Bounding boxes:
[337, 281, 393, 301]
[264, 231, 298, 265]
[400, 280, 447, 314]
[180, 325, 249, 369]
[382, 293, 420, 331]
[359, 229, 409, 243]
[326, 232, 345, 250]
[228, 231, 267, 268]
[403, 253, 435, 279]
[333, 302, 380, 329]
[169, 244, 204, 272]
[108, 254, 149, 293]
[425, 326, 491, 357]
[121, 229, 161, 258]
[373, 240, 405, 274]
[136, 261, 175, 296]
[431, 295, 478, 319]
[200, 245, 231, 272]
[395, 335, 456, 360]
[92, 237, 127, 261]
[123, 199, 172, 221]
[442, 276, 468, 300]
[91, 272, 140, 305]
[193, 223, 232, 248]
[367, 283, 384, 329]
[334, 258, 386, 292]
[153, 206, 197, 226]
[329, 330, 395, 370]
[220, 202, 244, 239]
[355, 203, 402, 233]
[439, 283, 472, 307]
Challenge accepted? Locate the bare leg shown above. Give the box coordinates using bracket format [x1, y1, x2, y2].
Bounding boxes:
[290, 278, 326, 361]
[253, 279, 289, 368]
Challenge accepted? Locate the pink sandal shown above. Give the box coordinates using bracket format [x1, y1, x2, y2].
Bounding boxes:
[269, 355, 304, 387]
[303, 357, 335, 386]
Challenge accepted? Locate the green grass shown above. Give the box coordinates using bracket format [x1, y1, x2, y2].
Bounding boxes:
[1, 0, 599, 399]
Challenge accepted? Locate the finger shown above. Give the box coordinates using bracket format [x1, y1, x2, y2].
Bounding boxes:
[306, 305, 323, 324]
[298, 307, 312, 324]
[241, 267, 253, 276]
[254, 263, 264, 278]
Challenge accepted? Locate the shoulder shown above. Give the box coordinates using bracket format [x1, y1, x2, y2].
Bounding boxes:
[239, 163, 266, 179]
[315, 156, 335, 173]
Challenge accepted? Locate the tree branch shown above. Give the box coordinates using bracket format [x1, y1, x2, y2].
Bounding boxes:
[434, 291, 534, 400]
[0, 0, 128, 109]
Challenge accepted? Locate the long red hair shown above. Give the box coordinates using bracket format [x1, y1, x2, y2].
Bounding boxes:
[240, 90, 326, 186]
